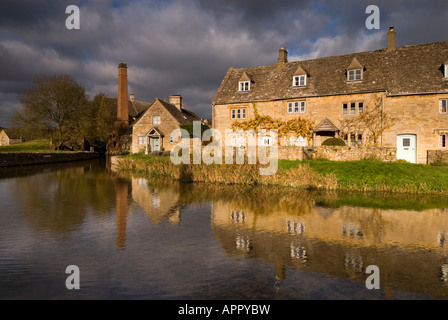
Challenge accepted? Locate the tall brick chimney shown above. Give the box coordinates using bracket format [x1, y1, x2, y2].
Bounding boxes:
[387, 27, 396, 52]
[117, 62, 129, 127]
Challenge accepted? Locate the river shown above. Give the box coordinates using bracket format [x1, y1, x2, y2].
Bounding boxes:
[1, 158, 448, 300]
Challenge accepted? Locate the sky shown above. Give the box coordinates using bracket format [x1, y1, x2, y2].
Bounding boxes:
[0, 0, 448, 127]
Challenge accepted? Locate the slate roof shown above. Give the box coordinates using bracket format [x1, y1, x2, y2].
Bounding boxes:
[104, 97, 200, 126]
[0, 128, 21, 139]
[212, 40, 448, 104]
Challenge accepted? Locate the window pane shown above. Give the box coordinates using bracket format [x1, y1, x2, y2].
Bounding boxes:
[440, 135, 447, 148]
[440, 99, 447, 113]
[348, 70, 354, 81]
[294, 102, 299, 113]
[294, 76, 299, 86]
[242, 108, 246, 118]
[343, 103, 348, 114]
[288, 102, 293, 113]
[300, 101, 306, 113]
[299, 75, 306, 86]
[358, 102, 364, 113]
[355, 69, 362, 80]
[350, 103, 356, 114]
[403, 138, 411, 147]
[231, 109, 236, 119]
[237, 109, 241, 118]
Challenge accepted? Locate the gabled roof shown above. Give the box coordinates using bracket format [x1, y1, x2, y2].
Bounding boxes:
[146, 127, 164, 137]
[0, 128, 21, 139]
[347, 58, 364, 70]
[314, 118, 339, 132]
[212, 40, 448, 104]
[104, 97, 152, 118]
[132, 98, 201, 129]
[239, 71, 252, 82]
[293, 66, 307, 76]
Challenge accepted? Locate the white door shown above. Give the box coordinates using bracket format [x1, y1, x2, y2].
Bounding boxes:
[397, 134, 416, 163]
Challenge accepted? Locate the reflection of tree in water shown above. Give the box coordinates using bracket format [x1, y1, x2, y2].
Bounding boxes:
[11, 161, 119, 235]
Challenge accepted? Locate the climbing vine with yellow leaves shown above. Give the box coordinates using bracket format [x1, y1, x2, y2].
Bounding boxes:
[231, 103, 314, 141]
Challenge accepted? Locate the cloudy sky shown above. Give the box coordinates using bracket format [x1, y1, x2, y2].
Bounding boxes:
[1, 0, 447, 127]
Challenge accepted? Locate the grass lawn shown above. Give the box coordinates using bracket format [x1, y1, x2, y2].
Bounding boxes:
[279, 159, 448, 192]
[0, 139, 54, 152]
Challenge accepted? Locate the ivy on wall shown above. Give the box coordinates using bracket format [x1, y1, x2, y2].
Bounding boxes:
[231, 103, 314, 140]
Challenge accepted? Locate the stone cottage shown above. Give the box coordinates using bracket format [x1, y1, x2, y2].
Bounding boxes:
[113, 62, 201, 154]
[0, 128, 22, 146]
[212, 27, 448, 164]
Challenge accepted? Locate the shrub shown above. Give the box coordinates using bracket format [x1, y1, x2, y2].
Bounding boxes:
[322, 138, 346, 146]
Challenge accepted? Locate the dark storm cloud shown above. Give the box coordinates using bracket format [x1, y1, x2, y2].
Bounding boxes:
[0, 0, 447, 127]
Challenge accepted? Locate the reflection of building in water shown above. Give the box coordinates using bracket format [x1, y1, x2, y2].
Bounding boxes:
[211, 199, 448, 299]
[131, 178, 180, 225]
[113, 178, 130, 249]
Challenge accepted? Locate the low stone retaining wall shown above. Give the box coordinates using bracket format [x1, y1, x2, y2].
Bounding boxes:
[0, 152, 100, 167]
[277, 146, 397, 161]
[427, 150, 448, 165]
[312, 146, 397, 162]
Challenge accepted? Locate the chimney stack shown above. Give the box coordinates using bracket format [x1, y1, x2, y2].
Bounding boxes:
[117, 62, 129, 127]
[169, 95, 183, 111]
[387, 27, 396, 52]
[277, 47, 288, 69]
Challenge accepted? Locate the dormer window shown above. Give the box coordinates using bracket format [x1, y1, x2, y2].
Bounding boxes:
[293, 75, 306, 87]
[348, 69, 362, 81]
[239, 81, 250, 91]
[347, 58, 364, 82]
[293, 66, 307, 87]
[238, 71, 252, 92]
[445, 63, 448, 78]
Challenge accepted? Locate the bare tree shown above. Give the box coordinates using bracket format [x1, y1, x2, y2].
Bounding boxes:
[339, 96, 396, 146]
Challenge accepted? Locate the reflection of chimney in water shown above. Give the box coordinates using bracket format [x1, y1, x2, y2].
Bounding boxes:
[115, 180, 129, 249]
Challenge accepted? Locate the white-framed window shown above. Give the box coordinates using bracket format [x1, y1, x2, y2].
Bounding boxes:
[287, 136, 307, 147]
[348, 69, 362, 81]
[358, 102, 364, 113]
[153, 115, 161, 125]
[357, 134, 363, 147]
[445, 64, 448, 78]
[287, 101, 306, 114]
[343, 102, 364, 115]
[440, 134, 447, 148]
[231, 108, 246, 119]
[440, 99, 447, 114]
[293, 75, 306, 87]
[138, 136, 147, 145]
[260, 136, 271, 146]
[239, 81, 250, 92]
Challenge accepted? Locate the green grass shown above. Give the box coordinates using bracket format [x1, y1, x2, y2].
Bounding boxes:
[279, 159, 448, 192]
[0, 139, 54, 152]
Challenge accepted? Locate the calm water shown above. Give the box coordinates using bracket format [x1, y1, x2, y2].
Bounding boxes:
[1, 159, 448, 300]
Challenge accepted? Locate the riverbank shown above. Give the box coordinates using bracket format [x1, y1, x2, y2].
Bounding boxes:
[111, 154, 448, 194]
[0, 152, 100, 167]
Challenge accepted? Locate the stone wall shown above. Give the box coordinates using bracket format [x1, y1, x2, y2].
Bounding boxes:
[310, 146, 396, 161]
[0, 152, 100, 167]
[278, 146, 396, 162]
[427, 150, 448, 165]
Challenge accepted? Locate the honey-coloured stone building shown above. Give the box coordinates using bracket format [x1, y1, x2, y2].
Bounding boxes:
[212, 27, 448, 164]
